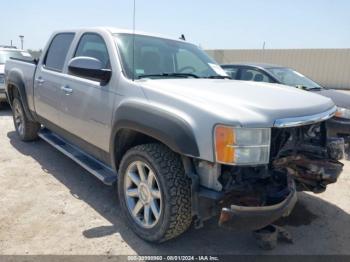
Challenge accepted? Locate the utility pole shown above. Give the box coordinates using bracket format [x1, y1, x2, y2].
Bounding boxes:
[262, 41, 266, 50]
[10, 40, 13, 47]
[19, 35, 24, 50]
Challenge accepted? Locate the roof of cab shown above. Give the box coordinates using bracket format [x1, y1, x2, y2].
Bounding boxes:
[52, 27, 187, 44]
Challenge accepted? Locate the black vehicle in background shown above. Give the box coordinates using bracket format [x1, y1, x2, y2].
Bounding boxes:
[222, 63, 350, 144]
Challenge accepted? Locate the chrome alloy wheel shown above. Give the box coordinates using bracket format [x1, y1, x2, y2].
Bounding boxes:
[124, 161, 162, 228]
[13, 101, 24, 136]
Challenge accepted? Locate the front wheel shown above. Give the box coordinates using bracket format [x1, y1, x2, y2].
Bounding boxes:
[118, 143, 192, 242]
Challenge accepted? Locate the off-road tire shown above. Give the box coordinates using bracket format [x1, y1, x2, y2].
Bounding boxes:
[118, 143, 192, 242]
[12, 98, 40, 141]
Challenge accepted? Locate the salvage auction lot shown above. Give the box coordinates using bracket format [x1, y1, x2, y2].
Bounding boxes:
[0, 105, 349, 255]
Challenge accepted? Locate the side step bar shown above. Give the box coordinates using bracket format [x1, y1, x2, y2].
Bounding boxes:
[38, 128, 117, 185]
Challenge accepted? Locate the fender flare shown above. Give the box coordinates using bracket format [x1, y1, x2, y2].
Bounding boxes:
[110, 102, 200, 169]
[7, 72, 36, 122]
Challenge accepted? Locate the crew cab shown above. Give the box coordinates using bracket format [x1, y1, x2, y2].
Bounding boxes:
[0, 48, 32, 107]
[4, 28, 344, 243]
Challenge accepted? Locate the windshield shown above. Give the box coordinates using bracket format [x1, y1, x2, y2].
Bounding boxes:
[114, 33, 228, 79]
[0, 50, 32, 64]
[267, 67, 321, 90]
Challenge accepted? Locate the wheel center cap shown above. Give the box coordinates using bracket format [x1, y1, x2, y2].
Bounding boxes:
[139, 183, 151, 203]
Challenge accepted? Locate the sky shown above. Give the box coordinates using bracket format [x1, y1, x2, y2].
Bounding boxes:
[1, 0, 350, 50]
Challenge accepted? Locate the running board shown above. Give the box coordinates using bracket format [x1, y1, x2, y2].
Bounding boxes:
[38, 128, 117, 185]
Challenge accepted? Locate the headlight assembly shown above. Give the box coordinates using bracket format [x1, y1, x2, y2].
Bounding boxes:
[335, 107, 350, 120]
[214, 125, 271, 165]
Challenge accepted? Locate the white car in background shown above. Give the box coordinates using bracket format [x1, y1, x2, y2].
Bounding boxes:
[0, 48, 32, 107]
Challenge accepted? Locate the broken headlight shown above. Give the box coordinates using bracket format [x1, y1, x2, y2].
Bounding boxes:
[335, 107, 350, 119]
[215, 125, 271, 165]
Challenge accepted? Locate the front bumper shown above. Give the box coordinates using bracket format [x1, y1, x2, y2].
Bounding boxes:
[218, 179, 297, 231]
[327, 117, 350, 139]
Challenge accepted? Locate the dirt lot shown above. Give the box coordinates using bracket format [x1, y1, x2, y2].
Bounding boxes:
[0, 104, 350, 255]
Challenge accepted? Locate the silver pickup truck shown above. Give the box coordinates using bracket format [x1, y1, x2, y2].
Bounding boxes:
[4, 27, 344, 243]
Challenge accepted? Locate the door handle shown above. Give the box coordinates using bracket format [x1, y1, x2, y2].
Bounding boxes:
[61, 86, 73, 94]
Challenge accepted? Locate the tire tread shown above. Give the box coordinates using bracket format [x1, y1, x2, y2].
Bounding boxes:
[119, 143, 192, 242]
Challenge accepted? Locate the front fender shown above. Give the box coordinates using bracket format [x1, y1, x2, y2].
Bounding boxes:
[110, 101, 200, 167]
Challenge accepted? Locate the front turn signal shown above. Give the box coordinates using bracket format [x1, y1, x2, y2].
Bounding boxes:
[215, 125, 235, 163]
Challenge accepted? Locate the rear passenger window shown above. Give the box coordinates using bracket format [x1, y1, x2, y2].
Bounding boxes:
[44, 33, 74, 72]
[240, 68, 273, 83]
[74, 34, 110, 69]
[223, 67, 239, 79]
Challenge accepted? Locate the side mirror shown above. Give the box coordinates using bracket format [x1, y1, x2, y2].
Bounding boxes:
[68, 56, 111, 85]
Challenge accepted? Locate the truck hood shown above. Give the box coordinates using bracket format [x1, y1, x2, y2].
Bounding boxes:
[139, 79, 335, 127]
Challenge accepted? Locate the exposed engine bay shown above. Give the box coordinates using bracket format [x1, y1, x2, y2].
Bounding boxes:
[195, 121, 344, 231]
[270, 122, 344, 193]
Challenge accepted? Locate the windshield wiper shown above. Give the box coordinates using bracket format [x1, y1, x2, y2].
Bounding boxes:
[205, 75, 232, 79]
[138, 73, 199, 79]
[296, 85, 322, 91]
[307, 87, 323, 91]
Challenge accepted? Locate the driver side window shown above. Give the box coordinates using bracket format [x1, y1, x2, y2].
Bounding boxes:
[74, 33, 111, 70]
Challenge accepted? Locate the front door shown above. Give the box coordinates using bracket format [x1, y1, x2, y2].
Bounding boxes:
[59, 33, 116, 154]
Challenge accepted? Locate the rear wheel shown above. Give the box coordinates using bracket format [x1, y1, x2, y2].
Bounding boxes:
[12, 98, 40, 141]
[118, 143, 192, 242]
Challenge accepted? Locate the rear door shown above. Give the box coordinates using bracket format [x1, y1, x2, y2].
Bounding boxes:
[34, 33, 75, 124]
[59, 33, 116, 153]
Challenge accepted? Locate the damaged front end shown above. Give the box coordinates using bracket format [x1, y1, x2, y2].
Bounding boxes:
[270, 122, 344, 193]
[218, 170, 297, 231]
[196, 121, 344, 232]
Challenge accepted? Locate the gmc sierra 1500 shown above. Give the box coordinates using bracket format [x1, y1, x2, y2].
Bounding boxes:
[4, 27, 344, 243]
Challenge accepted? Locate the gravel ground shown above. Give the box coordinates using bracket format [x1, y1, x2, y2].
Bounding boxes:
[0, 104, 349, 255]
